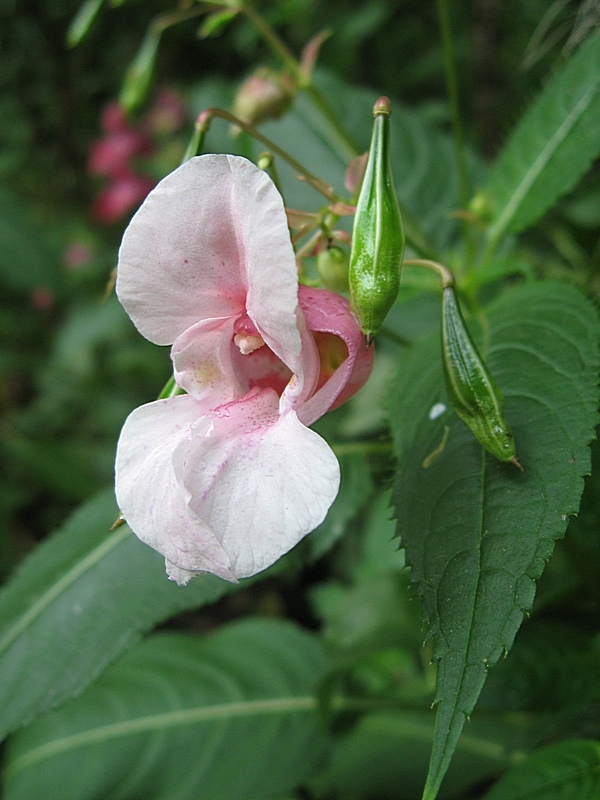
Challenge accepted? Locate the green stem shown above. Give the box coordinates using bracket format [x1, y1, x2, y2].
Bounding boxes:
[241, 1, 303, 79]
[301, 83, 361, 161]
[181, 124, 206, 162]
[196, 107, 337, 201]
[151, 4, 211, 35]
[436, 0, 473, 264]
[402, 258, 455, 289]
[241, 1, 359, 161]
[157, 376, 185, 400]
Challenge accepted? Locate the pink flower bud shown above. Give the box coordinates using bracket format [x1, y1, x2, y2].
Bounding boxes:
[100, 102, 129, 134]
[232, 70, 294, 126]
[88, 130, 153, 180]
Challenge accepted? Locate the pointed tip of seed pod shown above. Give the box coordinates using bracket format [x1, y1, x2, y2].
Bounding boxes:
[364, 332, 374, 348]
[110, 514, 126, 531]
[373, 96, 391, 117]
[510, 455, 524, 472]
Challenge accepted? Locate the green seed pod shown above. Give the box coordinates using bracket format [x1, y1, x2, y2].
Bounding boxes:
[441, 285, 522, 469]
[349, 96, 405, 345]
[317, 244, 350, 292]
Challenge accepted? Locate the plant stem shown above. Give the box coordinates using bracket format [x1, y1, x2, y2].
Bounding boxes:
[241, 1, 359, 161]
[196, 107, 337, 201]
[402, 258, 455, 288]
[241, 1, 303, 79]
[436, 0, 473, 264]
[157, 376, 185, 400]
[301, 83, 361, 161]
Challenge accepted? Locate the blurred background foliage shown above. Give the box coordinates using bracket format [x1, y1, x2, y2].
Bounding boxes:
[0, 0, 598, 572]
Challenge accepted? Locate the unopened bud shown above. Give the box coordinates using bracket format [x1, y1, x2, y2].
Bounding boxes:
[317, 244, 350, 292]
[349, 96, 405, 343]
[232, 69, 294, 126]
[441, 285, 522, 469]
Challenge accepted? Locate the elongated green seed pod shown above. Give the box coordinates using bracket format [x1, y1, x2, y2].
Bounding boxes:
[441, 285, 522, 469]
[349, 96, 405, 345]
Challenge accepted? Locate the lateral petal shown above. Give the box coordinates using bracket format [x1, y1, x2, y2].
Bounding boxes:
[171, 317, 246, 406]
[297, 286, 374, 425]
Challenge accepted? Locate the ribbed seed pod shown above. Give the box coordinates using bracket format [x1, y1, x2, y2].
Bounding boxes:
[349, 96, 405, 345]
[441, 285, 522, 469]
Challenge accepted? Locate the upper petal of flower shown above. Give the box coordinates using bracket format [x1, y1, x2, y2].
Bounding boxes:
[116, 155, 300, 349]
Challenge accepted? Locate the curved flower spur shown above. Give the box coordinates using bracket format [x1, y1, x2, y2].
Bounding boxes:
[115, 155, 373, 585]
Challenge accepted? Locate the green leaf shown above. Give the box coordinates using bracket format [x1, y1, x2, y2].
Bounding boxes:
[0, 490, 235, 740]
[389, 282, 599, 800]
[478, 621, 600, 716]
[482, 739, 600, 800]
[3, 619, 328, 800]
[313, 709, 527, 800]
[305, 451, 375, 561]
[66, 0, 104, 47]
[484, 29, 600, 244]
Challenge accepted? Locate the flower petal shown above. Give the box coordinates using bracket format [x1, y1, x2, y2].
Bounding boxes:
[172, 316, 297, 404]
[171, 317, 246, 406]
[115, 395, 237, 583]
[116, 155, 299, 348]
[182, 387, 340, 579]
[296, 286, 374, 425]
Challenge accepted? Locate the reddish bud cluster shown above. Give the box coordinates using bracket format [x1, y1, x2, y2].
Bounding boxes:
[88, 88, 187, 224]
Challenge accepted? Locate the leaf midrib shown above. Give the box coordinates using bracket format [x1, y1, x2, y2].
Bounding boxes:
[424, 446, 488, 799]
[6, 696, 318, 777]
[487, 81, 598, 243]
[0, 526, 130, 656]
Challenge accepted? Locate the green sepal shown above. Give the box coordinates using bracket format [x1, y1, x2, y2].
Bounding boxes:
[349, 97, 405, 343]
[441, 286, 520, 467]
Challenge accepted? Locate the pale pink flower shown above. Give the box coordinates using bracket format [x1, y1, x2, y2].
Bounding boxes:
[115, 155, 373, 584]
[92, 174, 156, 223]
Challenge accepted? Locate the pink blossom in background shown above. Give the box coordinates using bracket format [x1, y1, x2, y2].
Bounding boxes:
[63, 241, 93, 270]
[100, 101, 130, 134]
[92, 173, 156, 224]
[115, 155, 373, 584]
[30, 287, 55, 311]
[143, 88, 188, 135]
[88, 89, 186, 225]
[88, 129, 153, 180]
